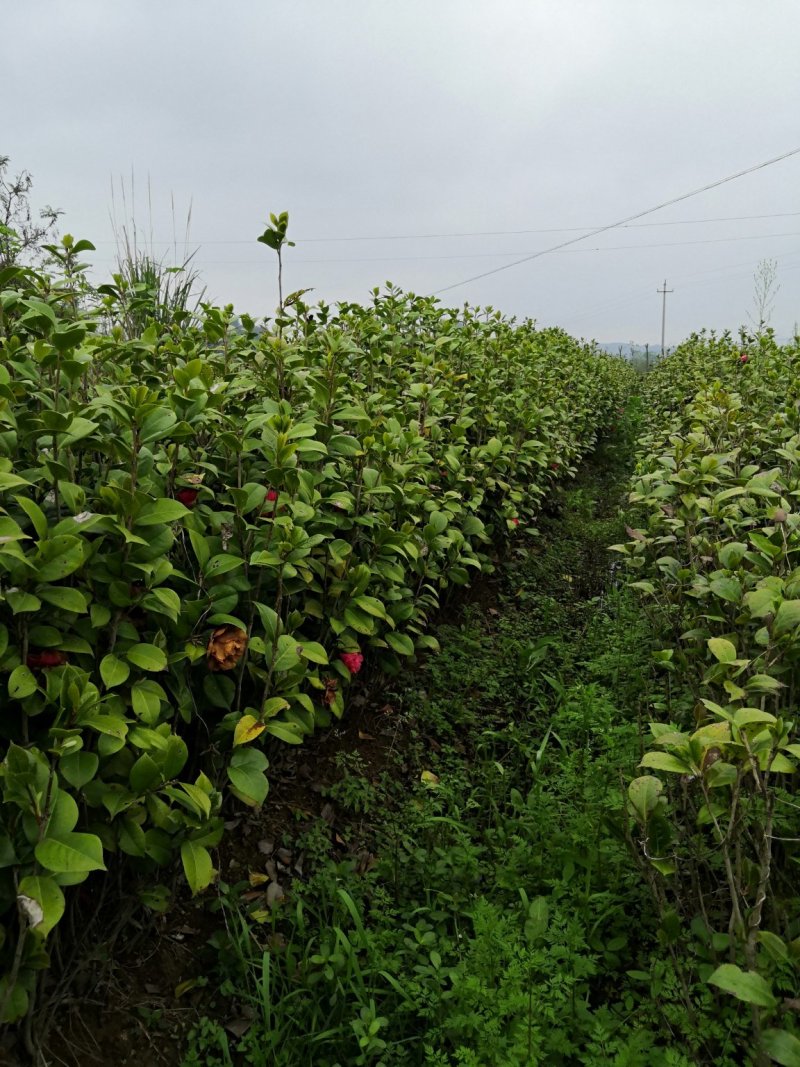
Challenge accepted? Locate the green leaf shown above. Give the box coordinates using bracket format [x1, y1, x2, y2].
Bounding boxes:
[14, 496, 48, 539]
[227, 747, 270, 806]
[707, 963, 777, 1008]
[135, 498, 190, 527]
[139, 409, 178, 444]
[262, 696, 289, 719]
[296, 641, 329, 665]
[734, 707, 777, 727]
[17, 875, 65, 937]
[385, 631, 415, 656]
[342, 605, 375, 635]
[27, 625, 62, 647]
[38, 586, 89, 613]
[263, 720, 304, 744]
[35, 536, 85, 582]
[630, 581, 656, 594]
[126, 644, 167, 672]
[56, 634, 93, 655]
[8, 665, 38, 700]
[5, 590, 41, 614]
[188, 528, 210, 568]
[141, 587, 182, 622]
[100, 653, 130, 689]
[47, 790, 79, 836]
[762, 1029, 800, 1067]
[139, 884, 171, 912]
[708, 637, 737, 663]
[271, 634, 302, 673]
[773, 599, 800, 636]
[352, 595, 388, 620]
[639, 751, 692, 774]
[35, 832, 106, 875]
[60, 751, 99, 790]
[129, 753, 163, 794]
[523, 897, 549, 945]
[0, 975, 28, 1023]
[204, 554, 244, 578]
[627, 775, 663, 824]
[746, 674, 785, 693]
[118, 817, 147, 857]
[709, 577, 741, 604]
[131, 681, 164, 723]
[757, 931, 789, 963]
[745, 586, 780, 618]
[0, 472, 32, 491]
[180, 841, 215, 895]
[718, 541, 747, 568]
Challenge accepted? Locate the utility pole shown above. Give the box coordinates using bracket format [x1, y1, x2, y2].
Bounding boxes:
[657, 279, 673, 358]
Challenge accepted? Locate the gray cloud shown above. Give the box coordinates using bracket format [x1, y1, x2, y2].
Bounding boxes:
[4, 0, 799, 343]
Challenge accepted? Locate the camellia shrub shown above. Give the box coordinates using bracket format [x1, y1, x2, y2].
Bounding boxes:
[615, 329, 800, 1063]
[0, 250, 633, 1023]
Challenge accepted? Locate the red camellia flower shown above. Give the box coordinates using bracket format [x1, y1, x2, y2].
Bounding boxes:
[339, 651, 364, 675]
[27, 650, 68, 669]
[176, 488, 199, 507]
[261, 488, 280, 517]
[550, 462, 559, 471]
[739, 352, 749, 364]
[511, 517, 520, 526]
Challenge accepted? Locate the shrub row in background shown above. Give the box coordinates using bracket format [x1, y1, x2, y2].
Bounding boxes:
[0, 253, 634, 1023]
[616, 329, 800, 1064]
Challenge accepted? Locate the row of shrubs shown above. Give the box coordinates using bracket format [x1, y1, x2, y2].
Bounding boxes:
[617, 329, 800, 1064]
[0, 249, 635, 1024]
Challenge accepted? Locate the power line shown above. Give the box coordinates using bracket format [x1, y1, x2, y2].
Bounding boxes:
[432, 144, 800, 295]
[87, 230, 800, 269]
[282, 228, 800, 261]
[296, 211, 800, 243]
[83, 209, 800, 247]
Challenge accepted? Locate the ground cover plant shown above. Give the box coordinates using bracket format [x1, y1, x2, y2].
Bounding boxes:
[616, 330, 800, 1065]
[0, 219, 634, 1050]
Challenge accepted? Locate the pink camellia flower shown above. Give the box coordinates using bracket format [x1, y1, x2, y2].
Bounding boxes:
[739, 352, 749, 364]
[266, 489, 278, 503]
[340, 651, 364, 675]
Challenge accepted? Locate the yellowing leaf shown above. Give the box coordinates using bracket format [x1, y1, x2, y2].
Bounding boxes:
[174, 978, 202, 998]
[234, 714, 266, 746]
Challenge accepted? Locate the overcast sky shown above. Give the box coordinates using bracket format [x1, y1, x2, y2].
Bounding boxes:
[3, 1, 799, 345]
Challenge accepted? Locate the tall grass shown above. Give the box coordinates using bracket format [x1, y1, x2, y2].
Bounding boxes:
[108, 172, 205, 336]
